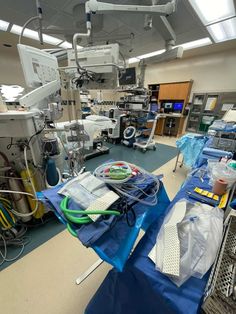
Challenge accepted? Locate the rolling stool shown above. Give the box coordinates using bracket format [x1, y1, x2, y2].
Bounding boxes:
[166, 118, 176, 137]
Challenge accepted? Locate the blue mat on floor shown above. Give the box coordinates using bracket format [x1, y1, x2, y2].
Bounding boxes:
[85, 143, 178, 172]
[0, 143, 177, 271]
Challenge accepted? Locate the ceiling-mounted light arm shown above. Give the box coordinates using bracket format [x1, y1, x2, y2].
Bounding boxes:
[86, 0, 176, 15]
[19, 0, 43, 45]
[159, 16, 176, 42]
[73, 10, 92, 72]
[36, 0, 43, 45]
[137, 60, 147, 88]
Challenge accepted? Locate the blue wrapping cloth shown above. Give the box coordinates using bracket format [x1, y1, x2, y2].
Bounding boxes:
[194, 146, 233, 168]
[176, 134, 208, 167]
[209, 120, 236, 132]
[230, 198, 236, 209]
[39, 178, 170, 271]
[85, 167, 212, 314]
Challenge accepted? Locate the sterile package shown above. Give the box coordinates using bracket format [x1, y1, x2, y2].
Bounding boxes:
[149, 199, 224, 286]
[58, 172, 111, 209]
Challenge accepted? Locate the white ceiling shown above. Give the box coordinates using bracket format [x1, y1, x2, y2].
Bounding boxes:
[0, 0, 236, 58]
[0, 0, 210, 56]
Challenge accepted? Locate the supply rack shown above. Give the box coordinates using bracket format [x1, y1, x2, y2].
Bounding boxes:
[210, 131, 236, 153]
[123, 108, 153, 139]
[202, 212, 236, 314]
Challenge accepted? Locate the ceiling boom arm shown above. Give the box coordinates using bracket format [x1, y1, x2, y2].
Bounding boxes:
[86, 0, 176, 16]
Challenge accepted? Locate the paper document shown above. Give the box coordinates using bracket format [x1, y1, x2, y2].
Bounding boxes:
[222, 103, 234, 112]
[205, 97, 217, 111]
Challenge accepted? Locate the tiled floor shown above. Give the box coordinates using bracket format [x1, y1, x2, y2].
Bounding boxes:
[0, 136, 188, 314]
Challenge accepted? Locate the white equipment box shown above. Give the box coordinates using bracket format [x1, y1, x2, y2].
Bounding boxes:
[68, 44, 119, 74]
[0, 111, 37, 137]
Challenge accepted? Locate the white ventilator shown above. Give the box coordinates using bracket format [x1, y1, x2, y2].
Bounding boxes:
[133, 114, 160, 152]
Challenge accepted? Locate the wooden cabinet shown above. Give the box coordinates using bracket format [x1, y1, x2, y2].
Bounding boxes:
[155, 118, 165, 135]
[147, 80, 193, 137]
[159, 81, 192, 101]
[147, 118, 165, 136]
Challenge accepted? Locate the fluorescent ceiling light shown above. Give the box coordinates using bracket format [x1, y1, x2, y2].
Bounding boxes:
[0, 19, 10, 31]
[11, 24, 63, 45]
[59, 41, 83, 50]
[179, 37, 212, 50]
[129, 49, 165, 64]
[42, 34, 62, 45]
[11, 24, 39, 40]
[59, 41, 72, 49]
[189, 0, 235, 25]
[128, 37, 212, 64]
[207, 17, 236, 42]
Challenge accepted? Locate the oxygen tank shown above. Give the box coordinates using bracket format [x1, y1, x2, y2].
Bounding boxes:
[8, 174, 31, 222]
[20, 168, 45, 219]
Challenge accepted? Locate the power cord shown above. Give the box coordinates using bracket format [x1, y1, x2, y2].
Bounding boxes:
[0, 227, 29, 266]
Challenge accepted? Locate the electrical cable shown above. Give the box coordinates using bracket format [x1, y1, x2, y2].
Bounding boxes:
[28, 123, 46, 144]
[0, 231, 30, 266]
[0, 146, 40, 218]
[0, 151, 10, 167]
[6, 138, 13, 150]
[94, 161, 160, 206]
[19, 15, 41, 44]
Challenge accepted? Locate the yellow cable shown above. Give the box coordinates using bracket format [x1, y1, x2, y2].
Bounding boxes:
[0, 211, 10, 229]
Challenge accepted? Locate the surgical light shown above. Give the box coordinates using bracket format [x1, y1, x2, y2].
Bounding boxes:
[207, 17, 236, 42]
[189, 0, 235, 26]
[0, 19, 10, 31]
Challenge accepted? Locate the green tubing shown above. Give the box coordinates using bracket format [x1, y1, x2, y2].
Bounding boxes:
[60, 196, 120, 226]
[67, 223, 78, 237]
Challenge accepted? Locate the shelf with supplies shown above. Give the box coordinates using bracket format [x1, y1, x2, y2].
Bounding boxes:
[187, 91, 236, 134]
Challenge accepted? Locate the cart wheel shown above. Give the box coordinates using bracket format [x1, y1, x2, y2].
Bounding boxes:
[153, 146, 156, 151]
[142, 149, 147, 153]
[133, 146, 136, 150]
[173, 170, 176, 173]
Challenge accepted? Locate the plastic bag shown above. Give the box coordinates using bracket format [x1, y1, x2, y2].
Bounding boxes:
[207, 161, 236, 188]
[153, 199, 224, 286]
[58, 172, 110, 209]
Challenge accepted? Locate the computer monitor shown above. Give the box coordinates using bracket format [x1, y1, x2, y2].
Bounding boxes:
[17, 44, 60, 109]
[119, 67, 136, 86]
[18, 44, 59, 88]
[164, 103, 173, 109]
[173, 102, 184, 112]
[150, 103, 158, 112]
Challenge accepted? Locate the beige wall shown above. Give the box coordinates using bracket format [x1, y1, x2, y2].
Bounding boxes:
[144, 48, 236, 100]
[1, 47, 236, 102]
[0, 50, 25, 86]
